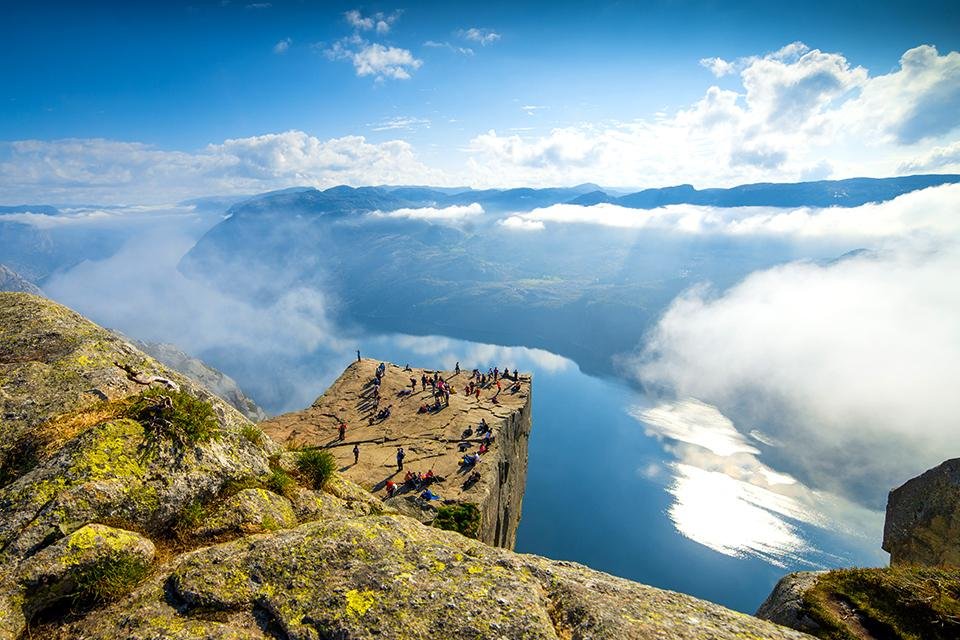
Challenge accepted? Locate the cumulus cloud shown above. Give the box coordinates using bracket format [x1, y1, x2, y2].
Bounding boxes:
[459, 28, 500, 46]
[345, 9, 399, 34]
[699, 56, 735, 77]
[466, 43, 960, 188]
[899, 140, 960, 172]
[498, 184, 960, 239]
[327, 40, 422, 80]
[273, 38, 291, 54]
[371, 202, 483, 223]
[0, 131, 443, 204]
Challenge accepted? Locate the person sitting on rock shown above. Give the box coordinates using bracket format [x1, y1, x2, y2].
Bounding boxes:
[467, 470, 481, 485]
[478, 443, 488, 455]
[386, 480, 397, 497]
[418, 403, 429, 414]
[420, 488, 440, 501]
[462, 426, 473, 439]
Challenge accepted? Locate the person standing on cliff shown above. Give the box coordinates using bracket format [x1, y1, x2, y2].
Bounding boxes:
[353, 443, 360, 465]
[396, 447, 405, 471]
[338, 422, 346, 441]
[356, 349, 361, 362]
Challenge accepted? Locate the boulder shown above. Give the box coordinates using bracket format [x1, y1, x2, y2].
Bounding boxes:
[191, 488, 297, 538]
[18, 523, 155, 615]
[883, 458, 960, 566]
[755, 572, 824, 634]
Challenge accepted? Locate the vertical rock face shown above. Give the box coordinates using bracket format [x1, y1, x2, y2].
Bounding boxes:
[883, 458, 960, 566]
[261, 359, 532, 549]
[481, 394, 531, 548]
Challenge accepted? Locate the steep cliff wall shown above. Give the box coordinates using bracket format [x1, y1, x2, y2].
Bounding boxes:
[260, 359, 532, 549]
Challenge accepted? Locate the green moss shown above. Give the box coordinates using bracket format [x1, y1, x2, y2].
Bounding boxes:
[802, 566, 960, 640]
[125, 387, 220, 447]
[433, 503, 481, 539]
[297, 449, 336, 490]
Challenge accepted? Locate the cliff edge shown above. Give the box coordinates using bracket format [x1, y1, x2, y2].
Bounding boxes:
[260, 359, 531, 549]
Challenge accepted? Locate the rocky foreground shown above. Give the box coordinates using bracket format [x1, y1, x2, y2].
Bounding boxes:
[0, 292, 811, 639]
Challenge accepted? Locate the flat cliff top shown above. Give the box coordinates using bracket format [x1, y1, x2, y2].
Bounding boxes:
[261, 358, 531, 503]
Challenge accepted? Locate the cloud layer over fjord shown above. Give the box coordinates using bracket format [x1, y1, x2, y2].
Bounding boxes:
[500, 183, 960, 239]
[627, 186, 960, 507]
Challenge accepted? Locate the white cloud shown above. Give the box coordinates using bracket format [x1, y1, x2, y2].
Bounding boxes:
[371, 202, 483, 223]
[370, 116, 431, 131]
[497, 183, 960, 238]
[629, 187, 960, 508]
[328, 40, 422, 80]
[459, 28, 500, 46]
[521, 105, 547, 116]
[423, 40, 474, 56]
[499, 216, 545, 231]
[899, 140, 960, 172]
[388, 334, 572, 373]
[699, 57, 735, 77]
[466, 43, 960, 188]
[0, 131, 444, 204]
[344, 9, 399, 34]
[273, 38, 291, 54]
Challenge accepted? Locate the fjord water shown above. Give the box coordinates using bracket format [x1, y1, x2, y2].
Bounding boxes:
[241, 331, 885, 614]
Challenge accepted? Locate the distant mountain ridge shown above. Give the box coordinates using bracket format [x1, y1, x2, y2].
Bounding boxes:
[217, 174, 960, 219]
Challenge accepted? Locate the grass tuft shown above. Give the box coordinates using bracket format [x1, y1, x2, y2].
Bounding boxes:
[71, 555, 151, 604]
[266, 467, 298, 500]
[125, 387, 219, 446]
[297, 448, 337, 489]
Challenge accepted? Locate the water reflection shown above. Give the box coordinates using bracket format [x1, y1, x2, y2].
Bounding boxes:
[634, 399, 882, 567]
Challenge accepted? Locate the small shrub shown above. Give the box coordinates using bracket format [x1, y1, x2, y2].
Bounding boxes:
[126, 387, 219, 446]
[433, 503, 481, 539]
[266, 467, 298, 499]
[297, 449, 337, 489]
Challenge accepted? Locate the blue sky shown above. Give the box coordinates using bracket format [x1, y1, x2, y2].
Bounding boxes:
[2, 0, 959, 202]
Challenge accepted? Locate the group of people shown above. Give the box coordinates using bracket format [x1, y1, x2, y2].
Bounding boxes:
[385, 468, 440, 498]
